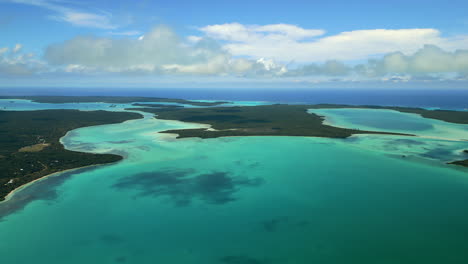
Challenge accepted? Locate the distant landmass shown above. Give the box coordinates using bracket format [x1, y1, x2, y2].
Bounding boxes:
[1, 96, 467, 201]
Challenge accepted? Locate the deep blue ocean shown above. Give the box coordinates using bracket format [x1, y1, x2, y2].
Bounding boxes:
[3, 88, 468, 109]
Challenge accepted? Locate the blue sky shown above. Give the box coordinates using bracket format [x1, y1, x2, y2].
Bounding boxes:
[1, 0, 468, 89]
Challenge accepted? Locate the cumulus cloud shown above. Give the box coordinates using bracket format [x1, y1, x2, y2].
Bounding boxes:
[282, 45, 464, 80]
[197, 23, 468, 63]
[367, 45, 468, 75]
[199, 23, 324, 43]
[12, 44, 22, 53]
[0, 44, 45, 76]
[7, 0, 116, 29]
[44, 26, 283, 76]
[2, 23, 467, 83]
[285, 45, 468, 81]
[286, 60, 351, 77]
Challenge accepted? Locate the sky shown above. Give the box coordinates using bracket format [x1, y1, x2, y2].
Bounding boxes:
[1, 0, 468, 89]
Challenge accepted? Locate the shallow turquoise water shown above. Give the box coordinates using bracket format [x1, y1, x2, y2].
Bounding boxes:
[1, 101, 468, 263]
[0, 99, 271, 111]
[309, 108, 468, 141]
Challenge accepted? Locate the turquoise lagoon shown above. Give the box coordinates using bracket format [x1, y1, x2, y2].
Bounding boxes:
[0, 101, 468, 263]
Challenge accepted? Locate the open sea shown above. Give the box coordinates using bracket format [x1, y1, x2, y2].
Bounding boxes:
[0, 89, 468, 263]
[3, 88, 468, 109]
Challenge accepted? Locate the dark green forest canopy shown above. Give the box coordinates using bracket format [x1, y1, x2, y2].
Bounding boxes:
[306, 104, 468, 124]
[0, 96, 227, 107]
[128, 104, 412, 139]
[1, 98, 467, 202]
[0, 110, 141, 201]
[128, 103, 468, 168]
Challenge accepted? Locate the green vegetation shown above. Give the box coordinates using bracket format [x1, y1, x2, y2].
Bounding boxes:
[132, 103, 183, 108]
[1, 97, 467, 201]
[0, 96, 227, 107]
[0, 110, 141, 201]
[129, 104, 411, 139]
[389, 107, 468, 124]
[450, 150, 468, 168]
[449, 160, 468, 167]
[305, 104, 468, 124]
[130, 103, 468, 168]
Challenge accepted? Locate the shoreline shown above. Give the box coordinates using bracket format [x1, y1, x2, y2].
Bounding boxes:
[309, 108, 468, 142]
[1, 162, 113, 203]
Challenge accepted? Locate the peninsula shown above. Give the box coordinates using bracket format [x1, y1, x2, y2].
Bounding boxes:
[0, 109, 141, 201]
[129, 104, 412, 138]
[1, 96, 467, 201]
[128, 103, 468, 167]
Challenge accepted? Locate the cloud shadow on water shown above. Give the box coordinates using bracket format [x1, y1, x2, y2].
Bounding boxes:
[112, 169, 263, 206]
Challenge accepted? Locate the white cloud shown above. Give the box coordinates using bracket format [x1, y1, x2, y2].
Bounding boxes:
[200, 23, 324, 43]
[198, 23, 468, 63]
[255, 58, 287, 74]
[56, 11, 116, 29]
[286, 45, 468, 79]
[2, 24, 467, 83]
[364, 45, 468, 76]
[12, 44, 22, 53]
[0, 44, 45, 76]
[7, 0, 117, 29]
[0, 47, 9, 55]
[286, 60, 351, 76]
[44, 26, 284, 76]
[187, 35, 202, 43]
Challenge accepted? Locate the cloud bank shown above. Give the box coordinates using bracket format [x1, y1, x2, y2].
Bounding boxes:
[198, 23, 468, 63]
[2, 23, 468, 83]
[287, 45, 468, 79]
[44, 26, 283, 76]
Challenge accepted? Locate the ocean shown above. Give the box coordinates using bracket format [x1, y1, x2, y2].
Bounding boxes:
[0, 93, 467, 264]
[3, 88, 468, 109]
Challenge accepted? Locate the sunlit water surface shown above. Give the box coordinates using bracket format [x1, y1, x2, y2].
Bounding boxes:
[0, 100, 468, 264]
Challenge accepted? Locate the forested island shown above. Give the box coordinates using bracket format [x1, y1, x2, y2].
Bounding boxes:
[128, 103, 468, 167]
[0, 109, 141, 201]
[0, 96, 227, 106]
[1, 96, 467, 201]
[129, 104, 412, 138]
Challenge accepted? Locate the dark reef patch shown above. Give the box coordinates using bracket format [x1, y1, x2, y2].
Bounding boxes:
[391, 139, 426, 146]
[135, 145, 151, 151]
[107, 140, 134, 144]
[100, 233, 125, 245]
[115, 256, 127, 263]
[113, 169, 263, 206]
[220, 255, 267, 264]
[261, 217, 289, 232]
[421, 148, 454, 160]
[259, 217, 309, 232]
